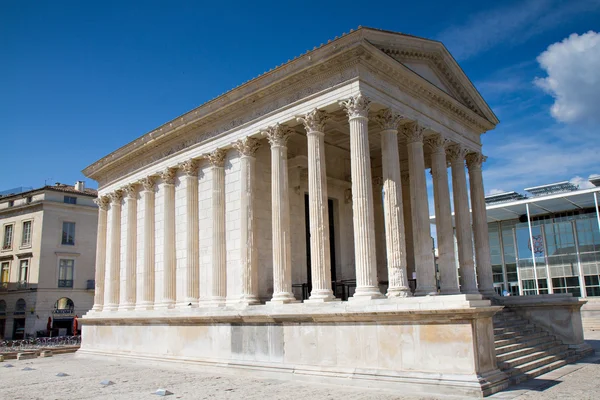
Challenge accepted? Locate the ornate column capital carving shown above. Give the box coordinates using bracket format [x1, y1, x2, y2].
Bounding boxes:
[206, 149, 227, 167]
[123, 183, 138, 199]
[373, 108, 403, 131]
[401, 122, 426, 144]
[424, 134, 451, 154]
[108, 190, 123, 205]
[94, 196, 110, 210]
[339, 93, 371, 119]
[140, 176, 157, 192]
[446, 144, 470, 164]
[296, 108, 329, 133]
[160, 167, 178, 184]
[180, 159, 200, 176]
[233, 137, 261, 157]
[466, 152, 487, 171]
[262, 123, 293, 147]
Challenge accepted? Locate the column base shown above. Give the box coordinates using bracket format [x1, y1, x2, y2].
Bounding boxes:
[91, 305, 103, 312]
[350, 286, 385, 301]
[414, 287, 438, 296]
[305, 289, 338, 303]
[135, 302, 155, 311]
[199, 297, 227, 307]
[266, 292, 298, 305]
[460, 289, 480, 295]
[479, 288, 498, 298]
[440, 287, 462, 295]
[117, 303, 136, 312]
[102, 303, 119, 311]
[304, 296, 340, 304]
[386, 287, 413, 298]
[176, 300, 199, 309]
[226, 295, 261, 307]
[155, 300, 176, 309]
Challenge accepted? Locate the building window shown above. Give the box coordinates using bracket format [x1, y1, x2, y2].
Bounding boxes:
[21, 221, 32, 247]
[585, 275, 600, 297]
[1, 262, 9, 289]
[18, 259, 29, 288]
[26, 196, 32, 203]
[61, 222, 76, 245]
[552, 276, 581, 297]
[64, 196, 77, 205]
[58, 259, 74, 288]
[8, 200, 14, 207]
[2, 224, 13, 250]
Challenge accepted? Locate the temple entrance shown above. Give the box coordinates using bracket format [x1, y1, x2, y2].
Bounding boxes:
[304, 194, 337, 299]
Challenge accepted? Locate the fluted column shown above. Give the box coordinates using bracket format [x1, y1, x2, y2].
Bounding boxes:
[339, 94, 383, 299]
[181, 159, 200, 307]
[263, 124, 296, 303]
[467, 152, 495, 297]
[158, 168, 177, 308]
[448, 145, 478, 294]
[402, 123, 437, 296]
[92, 196, 109, 311]
[105, 190, 123, 311]
[233, 138, 261, 305]
[425, 135, 460, 295]
[120, 184, 138, 310]
[297, 109, 337, 302]
[374, 109, 411, 298]
[208, 149, 227, 306]
[401, 171, 416, 283]
[137, 177, 156, 310]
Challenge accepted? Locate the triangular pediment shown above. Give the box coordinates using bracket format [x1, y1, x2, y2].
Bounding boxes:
[360, 28, 498, 124]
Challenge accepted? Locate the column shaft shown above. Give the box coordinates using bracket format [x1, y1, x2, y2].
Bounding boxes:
[375, 109, 410, 297]
[449, 145, 478, 294]
[138, 177, 156, 310]
[234, 139, 261, 305]
[403, 124, 437, 296]
[92, 197, 109, 311]
[401, 172, 416, 283]
[160, 168, 177, 308]
[121, 185, 138, 310]
[298, 109, 336, 302]
[427, 136, 460, 294]
[105, 191, 122, 310]
[182, 160, 200, 306]
[339, 94, 383, 299]
[264, 125, 296, 303]
[467, 153, 495, 296]
[209, 150, 227, 305]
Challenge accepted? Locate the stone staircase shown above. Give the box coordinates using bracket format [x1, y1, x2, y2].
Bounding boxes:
[493, 308, 579, 385]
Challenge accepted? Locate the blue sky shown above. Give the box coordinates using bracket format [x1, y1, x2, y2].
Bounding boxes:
[1, 0, 599, 194]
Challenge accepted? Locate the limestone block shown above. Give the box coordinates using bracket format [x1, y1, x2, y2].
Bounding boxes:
[40, 350, 53, 358]
[17, 352, 36, 360]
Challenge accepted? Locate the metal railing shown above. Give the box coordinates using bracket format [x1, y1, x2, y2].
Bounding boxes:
[0, 336, 81, 353]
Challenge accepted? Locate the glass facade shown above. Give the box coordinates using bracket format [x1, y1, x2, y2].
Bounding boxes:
[488, 210, 600, 297]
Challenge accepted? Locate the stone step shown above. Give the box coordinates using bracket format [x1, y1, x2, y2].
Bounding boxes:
[494, 326, 540, 340]
[498, 344, 569, 370]
[493, 323, 535, 333]
[494, 331, 550, 348]
[504, 353, 568, 377]
[496, 339, 561, 362]
[496, 335, 556, 356]
[509, 359, 568, 385]
[493, 318, 530, 328]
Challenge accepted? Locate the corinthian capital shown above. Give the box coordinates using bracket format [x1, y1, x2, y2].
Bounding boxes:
[339, 93, 370, 119]
[424, 134, 451, 154]
[206, 149, 227, 168]
[160, 167, 178, 184]
[401, 122, 426, 144]
[466, 152, 487, 171]
[181, 159, 200, 176]
[123, 183, 138, 199]
[446, 144, 469, 164]
[108, 190, 123, 205]
[140, 176, 156, 192]
[233, 137, 261, 157]
[94, 196, 110, 211]
[296, 108, 329, 133]
[373, 108, 403, 131]
[262, 123, 293, 147]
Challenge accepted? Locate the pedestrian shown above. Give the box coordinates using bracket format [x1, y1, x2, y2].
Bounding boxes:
[72, 315, 78, 336]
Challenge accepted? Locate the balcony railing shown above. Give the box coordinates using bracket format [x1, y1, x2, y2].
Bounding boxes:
[86, 279, 95, 290]
[58, 279, 73, 288]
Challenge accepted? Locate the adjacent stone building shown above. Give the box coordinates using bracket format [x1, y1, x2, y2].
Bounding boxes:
[0, 182, 97, 339]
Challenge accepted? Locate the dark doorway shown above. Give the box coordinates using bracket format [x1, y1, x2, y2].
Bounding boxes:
[304, 195, 336, 297]
[12, 318, 25, 340]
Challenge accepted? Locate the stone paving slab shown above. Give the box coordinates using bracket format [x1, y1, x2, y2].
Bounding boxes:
[1, 332, 600, 400]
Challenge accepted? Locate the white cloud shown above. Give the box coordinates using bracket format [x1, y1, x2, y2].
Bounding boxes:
[534, 31, 600, 123]
[570, 175, 596, 189]
[437, 0, 600, 60]
[487, 188, 507, 195]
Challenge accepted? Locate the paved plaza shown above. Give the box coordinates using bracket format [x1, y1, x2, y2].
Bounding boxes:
[1, 331, 599, 400]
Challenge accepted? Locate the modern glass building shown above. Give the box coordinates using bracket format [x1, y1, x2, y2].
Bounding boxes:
[484, 178, 600, 298]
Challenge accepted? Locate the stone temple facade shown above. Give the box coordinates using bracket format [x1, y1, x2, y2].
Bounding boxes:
[80, 28, 587, 396]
